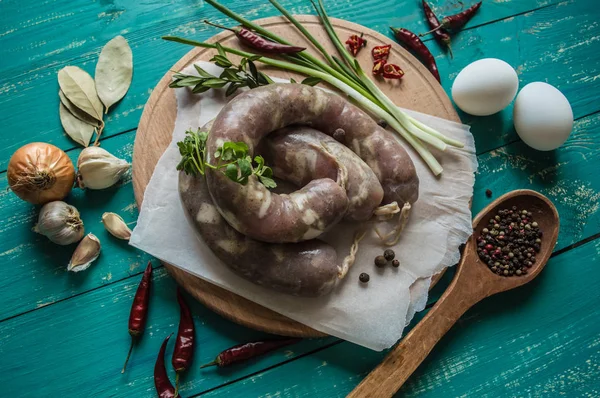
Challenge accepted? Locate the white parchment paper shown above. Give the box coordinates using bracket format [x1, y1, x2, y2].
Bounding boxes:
[130, 62, 477, 351]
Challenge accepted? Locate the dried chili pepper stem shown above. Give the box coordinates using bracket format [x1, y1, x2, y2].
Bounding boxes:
[421, 1, 482, 34]
[121, 261, 153, 374]
[200, 338, 301, 368]
[203, 20, 305, 54]
[421, 0, 453, 58]
[172, 288, 195, 397]
[155, 334, 176, 398]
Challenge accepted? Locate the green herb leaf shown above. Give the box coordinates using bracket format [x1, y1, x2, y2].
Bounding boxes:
[225, 163, 239, 182]
[248, 60, 258, 79]
[211, 54, 233, 68]
[290, 78, 297, 84]
[248, 55, 262, 62]
[219, 141, 248, 161]
[257, 72, 273, 85]
[225, 82, 240, 96]
[237, 157, 253, 182]
[192, 85, 211, 94]
[176, 129, 209, 176]
[194, 64, 214, 78]
[301, 76, 322, 86]
[215, 42, 226, 57]
[203, 78, 228, 88]
[258, 175, 277, 188]
[220, 68, 243, 82]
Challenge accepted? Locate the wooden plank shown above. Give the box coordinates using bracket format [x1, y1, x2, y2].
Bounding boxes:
[194, 237, 600, 398]
[0, 266, 337, 397]
[0, 0, 577, 171]
[438, 0, 600, 154]
[0, 134, 154, 320]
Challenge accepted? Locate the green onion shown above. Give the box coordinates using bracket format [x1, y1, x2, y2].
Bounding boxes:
[164, 0, 464, 174]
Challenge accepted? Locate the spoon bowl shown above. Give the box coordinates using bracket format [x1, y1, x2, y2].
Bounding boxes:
[348, 190, 559, 398]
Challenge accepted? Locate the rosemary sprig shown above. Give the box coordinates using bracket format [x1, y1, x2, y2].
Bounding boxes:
[169, 48, 272, 96]
[176, 129, 276, 188]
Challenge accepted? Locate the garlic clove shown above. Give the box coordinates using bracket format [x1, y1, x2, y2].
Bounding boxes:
[102, 212, 132, 240]
[77, 146, 130, 190]
[68, 233, 101, 272]
[34, 201, 84, 245]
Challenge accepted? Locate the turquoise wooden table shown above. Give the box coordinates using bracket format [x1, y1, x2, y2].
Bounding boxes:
[1, 0, 599, 396]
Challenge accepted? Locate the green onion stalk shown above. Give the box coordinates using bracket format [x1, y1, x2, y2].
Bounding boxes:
[164, 0, 463, 175]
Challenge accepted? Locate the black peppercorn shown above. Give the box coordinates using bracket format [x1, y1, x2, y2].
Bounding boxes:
[392, 259, 400, 267]
[485, 189, 492, 197]
[374, 255, 386, 267]
[359, 273, 370, 283]
[384, 249, 395, 261]
[476, 205, 544, 277]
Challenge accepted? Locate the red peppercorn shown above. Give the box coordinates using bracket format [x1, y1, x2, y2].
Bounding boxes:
[485, 244, 493, 250]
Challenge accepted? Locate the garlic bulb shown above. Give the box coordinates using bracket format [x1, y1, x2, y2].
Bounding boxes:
[34, 201, 84, 245]
[77, 146, 130, 190]
[102, 212, 132, 240]
[68, 233, 101, 272]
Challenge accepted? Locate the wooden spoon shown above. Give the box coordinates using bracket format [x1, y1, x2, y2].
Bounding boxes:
[348, 189, 559, 398]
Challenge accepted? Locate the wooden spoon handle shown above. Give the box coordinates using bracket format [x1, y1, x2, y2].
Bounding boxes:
[347, 267, 480, 397]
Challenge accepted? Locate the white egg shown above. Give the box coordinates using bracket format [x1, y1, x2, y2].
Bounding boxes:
[451, 58, 519, 116]
[513, 82, 573, 151]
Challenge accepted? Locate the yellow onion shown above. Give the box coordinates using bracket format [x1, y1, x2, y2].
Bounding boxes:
[7, 142, 75, 205]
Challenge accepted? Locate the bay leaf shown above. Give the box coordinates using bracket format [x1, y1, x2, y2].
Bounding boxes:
[59, 90, 100, 126]
[95, 35, 133, 112]
[59, 102, 95, 147]
[58, 66, 104, 121]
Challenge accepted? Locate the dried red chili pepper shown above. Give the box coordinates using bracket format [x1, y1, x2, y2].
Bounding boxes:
[346, 33, 367, 57]
[204, 20, 305, 54]
[382, 63, 404, 79]
[390, 27, 441, 83]
[372, 59, 387, 76]
[155, 334, 177, 398]
[372, 44, 391, 61]
[421, 0, 453, 58]
[200, 338, 301, 368]
[424, 1, 482, 33]
[121, 261, 153, 373]
[172, 288, 195, 397]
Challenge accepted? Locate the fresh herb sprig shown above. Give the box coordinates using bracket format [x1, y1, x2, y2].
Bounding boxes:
[176, 129, 276, 188]
[169, 44, 274, 96]
[171, 48, 321, 95]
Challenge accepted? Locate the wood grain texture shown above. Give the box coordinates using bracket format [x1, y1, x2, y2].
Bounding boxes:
[198, 237, 600, 397]
[133, 15, 458, 338]
[0, 266, 337, 397]
[0, 0, 584, 170]
[0, 0, 599, 397]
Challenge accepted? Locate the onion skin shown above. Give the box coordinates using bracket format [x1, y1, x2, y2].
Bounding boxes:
[7, 142, 75, 205]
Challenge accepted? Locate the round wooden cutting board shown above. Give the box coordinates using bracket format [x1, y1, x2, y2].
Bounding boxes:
[133, 16, 459, 338]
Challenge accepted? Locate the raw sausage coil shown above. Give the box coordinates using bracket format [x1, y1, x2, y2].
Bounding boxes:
[206, 84, 419, 243]
[179, 171, 340, 297]
[261, 126, 384, 222]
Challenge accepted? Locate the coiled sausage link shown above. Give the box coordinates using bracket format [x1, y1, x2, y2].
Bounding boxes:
[179, 171, 340, 297]
[261, 127, 384, 221]
[206, 84, 418, 243]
